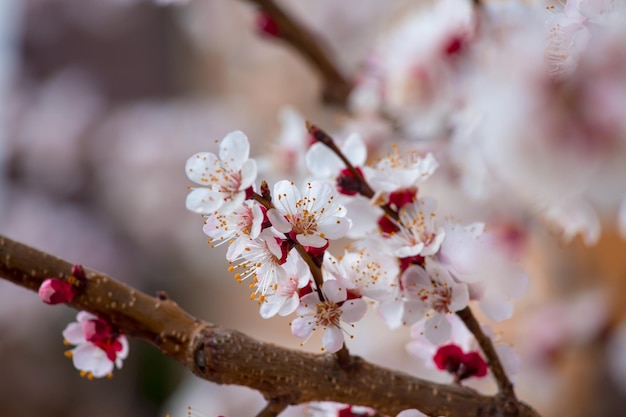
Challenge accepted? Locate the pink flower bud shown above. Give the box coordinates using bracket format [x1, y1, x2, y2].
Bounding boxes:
[39, 278, 75, 305]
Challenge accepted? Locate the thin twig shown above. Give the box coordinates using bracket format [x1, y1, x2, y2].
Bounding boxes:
[256, 397, 290, 417]
[244, 0, 352, 105]
[456, 306, 519, 415]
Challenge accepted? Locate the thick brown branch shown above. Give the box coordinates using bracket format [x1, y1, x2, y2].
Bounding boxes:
[0, 234, 539, 417]
[244, 0, 352, 105]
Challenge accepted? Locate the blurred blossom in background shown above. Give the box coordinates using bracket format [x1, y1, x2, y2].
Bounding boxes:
[1, 1, 626, 417]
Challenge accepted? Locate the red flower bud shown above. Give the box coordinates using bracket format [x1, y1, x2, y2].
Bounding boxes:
[39, 278, 75, 305]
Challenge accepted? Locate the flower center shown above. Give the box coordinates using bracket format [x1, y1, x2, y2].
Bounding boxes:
[315, 301, 341, 328]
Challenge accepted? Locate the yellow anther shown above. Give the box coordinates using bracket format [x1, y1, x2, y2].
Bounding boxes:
[87, 372, 94, 380]
[80, 370, 87, 378]
[64, 350, 73, 358]
[250, 293, 255, 300]
[63, 339, 71, 346]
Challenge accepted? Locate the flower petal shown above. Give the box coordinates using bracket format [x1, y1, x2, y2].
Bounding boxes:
[185, 152, 219, 184]
[322, 326, 344, 353]
[186, 188, 223, 214]
[424, 314, 452, 345]
[291, 316, 315, 338]
[340, 299, 367, 323]
[219, 131, 250, 168]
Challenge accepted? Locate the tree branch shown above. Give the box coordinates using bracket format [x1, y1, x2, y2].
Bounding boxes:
[243, 0, 352, 106]
[0, 234, 539, 417]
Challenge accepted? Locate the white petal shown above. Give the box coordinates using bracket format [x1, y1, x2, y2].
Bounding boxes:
[267, 208, 292, 233]
[117, 335, 129, 361]
[219, 131, 250, 168]
[296, 233, 327, 248]
[340, 299, 367, 323]
[343, 133, 367, 166]
[273, 180, 299, 213]
[186, 188, 223, 213]
[185, 152, 218, 184]
[291, 316, 315, 338]
[305, 143, 342, 177]
[378, 299, 405, 329]
[278, 294, 300, 316]
[402, 301, 427, 326]
[479, 295, 513, 322]
[62, 322, 85, 345]
[318, 217, 352, 240]
[424, 314, 452, 345]
[72, 344, 113, 377]
[449, 283, 470, 312]
[323, 279, 346, 303]
[322, 326, 344, 353]
[239, 158, 258, 190]
[260, 300, 281, 318]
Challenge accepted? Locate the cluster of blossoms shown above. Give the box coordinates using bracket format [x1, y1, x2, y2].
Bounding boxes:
[185, 126, 525, 371]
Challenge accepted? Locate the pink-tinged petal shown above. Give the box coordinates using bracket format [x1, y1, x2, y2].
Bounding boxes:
[343, 133, 367, 166]
[449, 283, 470, 312]
[260, 300, 281, 318]
[267, 208, 292, 233]
[239, 159, 258, 190]
[291, 316, 315, 338]
[401, 265, 430, 290]
[424, 314, 452, 345]
[340, 298, 367, 323]
[495, 344, 520, 377]
[322, 279, 347, 304]
[62, 322, 85, 345]
[479, 295, 513, 322]
[186, 188, 223, 214]
[76, 311, 97, 324]
[402, 301, 427, 326]
[378, 299, 405, 329]
[322, 326, 344, 353]
[305, 143, 342, 177]
[395, 243, 425, 258]
[185, 152, 219, 184]
[296, 233, 327, 248]
[317, 217, 351, 240]
[297, 292, 321, 314]
[249, 203, 264, 239]
[218, 190, 246, 214]
[225, 237, 249, 261]
[278, 294, 300, 316]
[219, 131, 250, 168]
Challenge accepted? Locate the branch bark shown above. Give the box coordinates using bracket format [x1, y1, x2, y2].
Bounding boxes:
[0, 234, 540, 417]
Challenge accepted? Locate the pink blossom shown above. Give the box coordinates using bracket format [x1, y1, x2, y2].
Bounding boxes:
[62, 311, 129, 378]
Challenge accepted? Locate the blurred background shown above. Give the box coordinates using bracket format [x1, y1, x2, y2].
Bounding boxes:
[1, 1, 625, 417]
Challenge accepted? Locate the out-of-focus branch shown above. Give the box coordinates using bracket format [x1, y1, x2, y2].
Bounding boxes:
[243, 0, 352, 106]
[0, 234, 540, 417]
